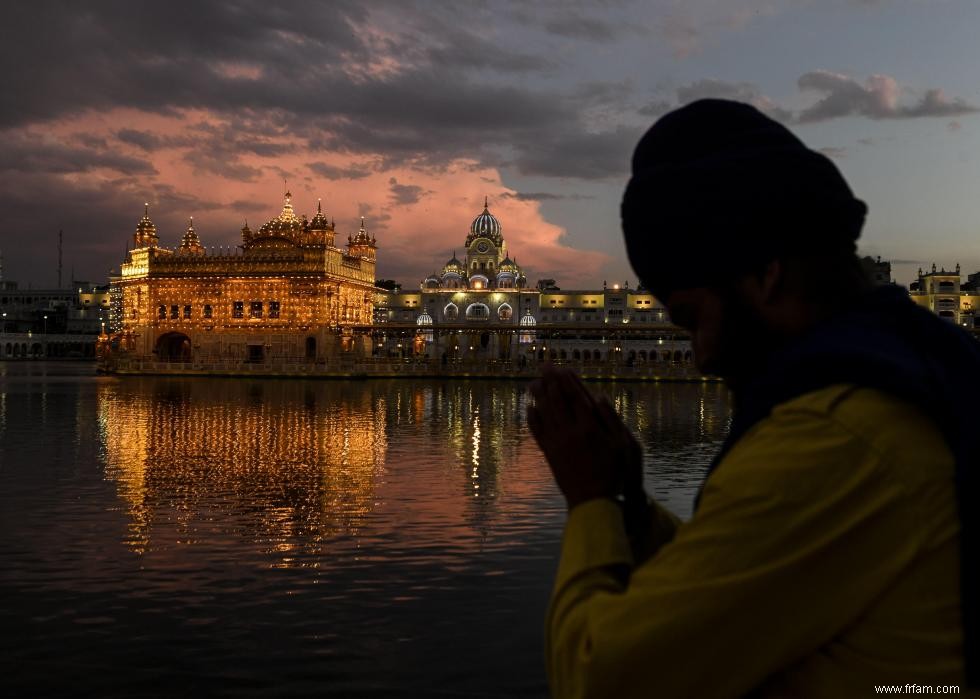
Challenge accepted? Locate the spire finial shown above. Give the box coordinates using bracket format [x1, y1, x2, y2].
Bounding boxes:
[317, 198, 322, 213]
[484, 195, 488, 210]
[144, 202, 149, 216]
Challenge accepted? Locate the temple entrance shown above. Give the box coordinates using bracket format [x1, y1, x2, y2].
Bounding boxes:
[156, 332, 192, 362]
[305, 337, 316, 359]
[247, 344, 265, 363]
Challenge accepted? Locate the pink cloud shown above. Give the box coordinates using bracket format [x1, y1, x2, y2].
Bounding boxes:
[38, 108, 607, 288]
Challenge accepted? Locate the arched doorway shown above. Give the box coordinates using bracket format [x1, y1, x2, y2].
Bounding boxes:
[305, 336, 316, 359]
[156, 332, 192, 362]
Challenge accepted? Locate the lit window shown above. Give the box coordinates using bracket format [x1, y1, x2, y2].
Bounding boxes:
[233, 301, 244, 318]
[203, 304, 213, 319]
[250, 301, 263, 318]
[269, 301, 280, 318]
[158, 305, 166, 319]
[465, 303, 489, 319]
[183, 305, 191, 319]
[170, 305, 179, 319]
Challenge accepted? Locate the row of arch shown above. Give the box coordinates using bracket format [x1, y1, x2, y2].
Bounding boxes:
[426, 275, 522, 290]
[437, 302, 513, 321]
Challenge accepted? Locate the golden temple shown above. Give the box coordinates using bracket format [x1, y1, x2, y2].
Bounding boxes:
[104, 191, 378, 367]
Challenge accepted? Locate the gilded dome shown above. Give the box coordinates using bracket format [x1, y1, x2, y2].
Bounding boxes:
[258, 191, 304, 239]
[466, 197, 502, 246]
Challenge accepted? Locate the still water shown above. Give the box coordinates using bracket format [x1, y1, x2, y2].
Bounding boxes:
[0, 363, 730, 698]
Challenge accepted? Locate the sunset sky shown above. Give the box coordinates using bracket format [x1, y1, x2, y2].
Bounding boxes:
[5, 0, 980, 289]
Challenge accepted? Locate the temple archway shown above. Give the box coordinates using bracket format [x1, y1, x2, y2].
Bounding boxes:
[156, 332, 192, 362]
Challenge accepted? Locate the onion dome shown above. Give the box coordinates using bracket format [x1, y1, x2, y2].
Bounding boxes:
[416, 309, 433, 325]
[258, 190, 305, 239]
[520, 310, 537, 326]
[134, 203, 159, 248]
[443, 251, 464, 274]
[498, 255, 517, 272]
[309, 199, 329, 230]
[466, 196, 503, 246]
[179, 217, 204, 254]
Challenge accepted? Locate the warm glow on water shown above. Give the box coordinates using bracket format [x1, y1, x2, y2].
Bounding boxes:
[0, 363, 729, 697]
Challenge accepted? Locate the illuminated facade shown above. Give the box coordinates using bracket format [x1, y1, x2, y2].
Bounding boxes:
[909, 263, 980, 328]
[376, 201, 693, 364]
[108, 192, 378, 364]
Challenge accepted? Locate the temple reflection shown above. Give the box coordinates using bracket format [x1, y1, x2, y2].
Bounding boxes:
[97, 377, 729, 561]
[99, 378, 389, 558]
[97, 378, 541, 559]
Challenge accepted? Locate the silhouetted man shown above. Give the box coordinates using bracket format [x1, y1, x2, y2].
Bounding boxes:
[529, 99, 978, 697]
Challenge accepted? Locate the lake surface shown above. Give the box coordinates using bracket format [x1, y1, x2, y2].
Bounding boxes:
[0, 362, 730, 698]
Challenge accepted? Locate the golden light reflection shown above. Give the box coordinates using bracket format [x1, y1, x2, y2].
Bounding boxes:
[471, 411, 481, 497]
[98, 379, 387, 561]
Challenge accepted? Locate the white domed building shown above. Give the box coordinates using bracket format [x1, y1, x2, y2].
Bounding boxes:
[375, 199, 691, 369]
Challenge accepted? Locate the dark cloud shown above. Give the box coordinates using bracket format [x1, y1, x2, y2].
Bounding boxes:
[74, 133, 110, 150]
[227, 198, 272, 215]
[0, 2, 638, 188]
[183, 149, 263, 182]
[0, 171, 228, 283]
[647, 73, 978, 127]
[797, 71, 979, 122]
[509, 126, 640, 180]
[117, 129, 165, 151]
[0, 133, 157, 175]
[0, 1, 372, 128]
[388, 177, 427, 205]
[307, 161, 374, 180]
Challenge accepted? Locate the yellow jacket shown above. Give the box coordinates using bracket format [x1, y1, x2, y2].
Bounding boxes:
[547, 385, 973, 697]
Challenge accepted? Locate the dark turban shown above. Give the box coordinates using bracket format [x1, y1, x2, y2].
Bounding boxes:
[621, 99, 867, 300]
